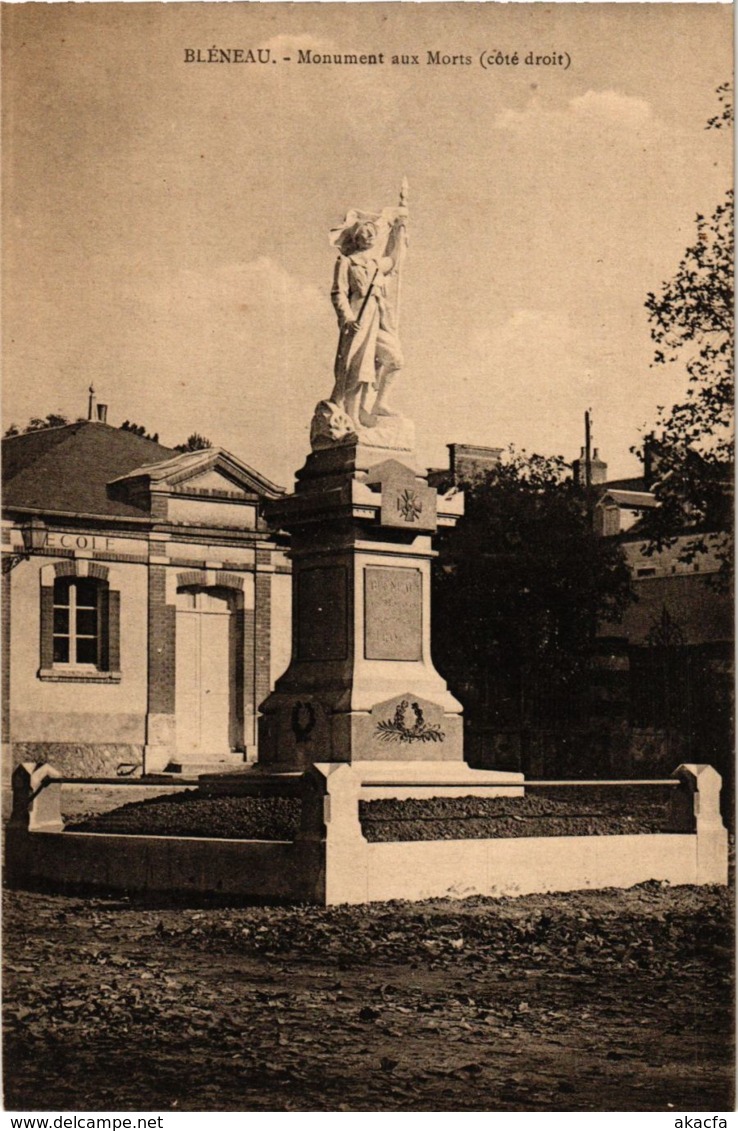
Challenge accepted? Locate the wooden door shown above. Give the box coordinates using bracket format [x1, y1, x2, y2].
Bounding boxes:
[176, 588, 234, 755]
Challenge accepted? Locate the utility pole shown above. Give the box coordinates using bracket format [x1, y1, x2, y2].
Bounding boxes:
[584, 408, 592, 492]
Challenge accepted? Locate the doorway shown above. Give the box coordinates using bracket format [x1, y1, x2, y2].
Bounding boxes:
[175, 586, 239, 757]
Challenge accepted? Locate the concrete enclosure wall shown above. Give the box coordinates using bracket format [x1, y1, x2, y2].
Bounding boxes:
[311, 761, 728, 905]
[5, 762, 727, 906]
[5, 827, 321, 902]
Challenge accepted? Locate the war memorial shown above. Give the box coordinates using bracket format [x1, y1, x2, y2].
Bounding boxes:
[6, 185, 729, 905]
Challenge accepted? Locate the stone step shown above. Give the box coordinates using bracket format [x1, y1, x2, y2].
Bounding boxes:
[165, 754, 249, 776]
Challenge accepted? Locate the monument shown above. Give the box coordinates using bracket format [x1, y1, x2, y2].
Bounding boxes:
[258, 183, 465, 771]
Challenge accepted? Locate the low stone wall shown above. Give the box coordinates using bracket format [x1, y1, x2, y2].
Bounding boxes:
[359, 833, 712, 902]
[4, 827, 319, 902]
[5, 761, 728, 906]
[352, 760, 524, 801]
[308, 762, 728, 905]
[5, 764, 323, 902]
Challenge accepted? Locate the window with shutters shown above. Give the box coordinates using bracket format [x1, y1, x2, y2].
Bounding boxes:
[39, 571, 121, 682]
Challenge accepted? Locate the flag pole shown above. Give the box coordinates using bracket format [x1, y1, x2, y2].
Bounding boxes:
[353, 178, 409, 330]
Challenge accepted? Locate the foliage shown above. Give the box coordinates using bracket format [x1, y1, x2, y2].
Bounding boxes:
[3, 414, 213, 454]
[3, 413, 75, 437]
[120, 420, 159, 442]
[375, 701, 445, 744]
[707, 81, 733, 131]
[639, 85, 733, 579]
[120, 423, 213, 451]
[432, 449, 634, 730]
[175, 432, 213, 452]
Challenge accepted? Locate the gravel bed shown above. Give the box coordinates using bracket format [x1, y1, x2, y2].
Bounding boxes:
[360, 787, 677, 840]
[66, 792, 301, 840]
[65, 785, 677, 841]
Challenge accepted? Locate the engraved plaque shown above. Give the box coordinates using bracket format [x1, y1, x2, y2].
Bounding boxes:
[364, 566, 422, 661]
[297, 566, 348, 661]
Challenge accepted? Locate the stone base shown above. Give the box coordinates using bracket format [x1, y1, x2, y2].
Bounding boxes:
[198, 759, 523, 798]
[310, 400, 415, 456]
[143, 745, 171, 774]
[295, 441, 423, 493]
[354, 760, 525, 799]
[9, 741, 144, 778]
[259, 690, 464, 772]
[355, 413, 415, 452]
[259, 433, 463, 773]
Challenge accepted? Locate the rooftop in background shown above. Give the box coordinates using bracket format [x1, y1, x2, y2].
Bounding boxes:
[2, 420, 286, 525]
[428, 443, 503, 489]
[600, 476, 647, 493]
[601, 489, 657, 510]
[3, 422, 177, 518]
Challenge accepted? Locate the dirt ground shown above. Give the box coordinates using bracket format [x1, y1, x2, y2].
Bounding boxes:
[3, 882, 733, 1112]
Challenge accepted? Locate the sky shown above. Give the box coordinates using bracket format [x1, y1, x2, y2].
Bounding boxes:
[2, 3, 733, 488]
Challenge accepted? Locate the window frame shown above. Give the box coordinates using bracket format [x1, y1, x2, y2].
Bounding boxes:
[38, 563, 121, 683]
[52, 576, 102, 668]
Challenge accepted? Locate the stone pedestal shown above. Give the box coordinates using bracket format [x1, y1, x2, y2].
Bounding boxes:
[257, 435, 464, 771]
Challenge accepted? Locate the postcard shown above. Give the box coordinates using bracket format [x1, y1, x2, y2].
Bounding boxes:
[2, 2, 733, 1116]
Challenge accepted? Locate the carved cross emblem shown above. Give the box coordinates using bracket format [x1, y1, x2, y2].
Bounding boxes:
[397, 488, 422, 523]
[364, 459, 437, 531]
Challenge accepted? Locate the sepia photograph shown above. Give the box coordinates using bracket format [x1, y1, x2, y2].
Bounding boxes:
[1, 0, 734, 1115]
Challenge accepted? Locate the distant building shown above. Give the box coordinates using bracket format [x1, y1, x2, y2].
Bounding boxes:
[593, 449, 732, 779]
[2, 418, 291, 778]
[428, 439, 732, 789]
[428, 443, 503, 489]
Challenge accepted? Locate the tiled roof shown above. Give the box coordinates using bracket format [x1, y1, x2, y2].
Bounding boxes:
[602, 476, 647, 492]
[601, 489, 657, 508]
[2, 422, 177, 518]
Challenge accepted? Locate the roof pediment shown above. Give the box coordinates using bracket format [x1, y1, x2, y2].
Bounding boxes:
[108, 447, 284, 502]
[598, 489, 657, 510]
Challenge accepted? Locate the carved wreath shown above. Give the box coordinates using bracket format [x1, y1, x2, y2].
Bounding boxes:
[376, 699, 445, 744]
[291, 700, 317, 743]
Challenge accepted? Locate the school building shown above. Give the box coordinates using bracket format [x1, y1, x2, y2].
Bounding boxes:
[2, 416, 292, 777]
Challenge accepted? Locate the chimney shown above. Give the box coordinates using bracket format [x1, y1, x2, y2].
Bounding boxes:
[643, 438, 662, 488]
[590, 448, 608, 485]
[572, 446, 587, 487]
[87, 385, 96, 421]
[572, 446, 607, 486]
[96, 403, 108, 424]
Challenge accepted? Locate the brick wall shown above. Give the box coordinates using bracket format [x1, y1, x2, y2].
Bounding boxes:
[147, 566, 176, 715]
[254, 574, 271, 714]
[2, 566, 10, 742]
[242, 607, 256, 744]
